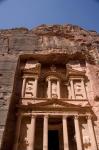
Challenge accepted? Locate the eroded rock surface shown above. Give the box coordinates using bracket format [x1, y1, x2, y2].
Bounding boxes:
[0, 24, 99, 150]
[0, 24, 99, 62]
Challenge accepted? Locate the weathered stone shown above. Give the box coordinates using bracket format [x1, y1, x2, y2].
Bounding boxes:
[0, 24, 99, 150]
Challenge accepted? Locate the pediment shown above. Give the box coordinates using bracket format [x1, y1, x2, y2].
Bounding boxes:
[68, 67, 85, 75]
[23, 68, 38, 72]
[21, 61, 41, 75]
[20, 99, 91, 113]
[22, 66, 41, 75]
[66, 67, 86, 78]
[28, 99, 82, 109]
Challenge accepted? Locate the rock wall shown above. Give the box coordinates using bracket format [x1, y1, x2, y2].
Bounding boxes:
[0, 24, 99, 149]
[0, 24, 99, 60]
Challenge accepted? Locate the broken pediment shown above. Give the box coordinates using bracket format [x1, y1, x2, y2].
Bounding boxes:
[24, 60, 40, 69]
[66, 66, 86, 79]
[21, 60, 41, 75]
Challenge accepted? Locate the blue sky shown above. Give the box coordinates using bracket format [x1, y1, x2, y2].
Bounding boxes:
[0, 0, 99, 32]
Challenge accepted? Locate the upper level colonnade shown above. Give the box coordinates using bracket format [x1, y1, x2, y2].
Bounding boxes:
[20, 60, 88, 101]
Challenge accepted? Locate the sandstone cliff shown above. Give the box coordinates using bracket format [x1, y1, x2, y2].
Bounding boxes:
[0, 24, 99, 149]
[0, 24, 99, 63]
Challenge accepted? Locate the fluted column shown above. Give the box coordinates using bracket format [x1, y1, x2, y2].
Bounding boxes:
[70, 79, 75, 99]
[62, 116, 69, 150]
[57, 80, 60, 99]
[81, 79, 87, 99]
[21, 78, 26, 97]
[13, 114, 22, 150]
[47, 79, 51, 98]
[74, 116, 82, 150]
[43, 115, 48, 150]
[87, 115, 97, 150]
[27, 115, 36, 150]
[34, 78, 38, 98]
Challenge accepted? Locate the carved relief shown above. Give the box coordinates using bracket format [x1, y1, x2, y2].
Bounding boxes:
[51, 81, 57, 98]
[83, 136, 91, 150]
[66, 65, 87, 99]
[50, 65, 56, 72]
[25, 79, 35, 98]
[74, 81, 83, 99]
[67, 85, 72, 99]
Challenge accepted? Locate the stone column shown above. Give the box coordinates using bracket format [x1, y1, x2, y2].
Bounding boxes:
[62, 116, 69, 150]
[87, 115, 97, 150]
[13, 114, 22, 150]
[21, 78, 26, 98]
[81, 79, 87, 99]
[47, 79, 51, 98]
[34, 78, 38, 98]
[57, 80, 60, 99]
[70, 79, 75, 99]
[27, 115, 36, 150]
[43, 115, 48, 150]
[74, 116, 82, 150]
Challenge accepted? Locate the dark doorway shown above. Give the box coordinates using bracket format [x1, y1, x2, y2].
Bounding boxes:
[67, 117, 77, 150]
[48, 130, 59, 150]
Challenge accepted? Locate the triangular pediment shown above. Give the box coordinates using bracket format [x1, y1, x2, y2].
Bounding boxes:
[20, 99, 92, 113]
[28, 99, 82, 109]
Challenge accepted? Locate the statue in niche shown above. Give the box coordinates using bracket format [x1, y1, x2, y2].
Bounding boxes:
[51, 81, 57, 98]
[50, 65, 56, 72]
[74, 82, 83, 99]
[25, 80, 34, 98]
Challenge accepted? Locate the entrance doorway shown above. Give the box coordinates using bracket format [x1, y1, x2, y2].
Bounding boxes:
[67, 117, 77, 150]
[48, 130, 59, 150]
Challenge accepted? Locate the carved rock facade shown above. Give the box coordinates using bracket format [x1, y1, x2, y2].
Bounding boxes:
[0, 24, 99, 150]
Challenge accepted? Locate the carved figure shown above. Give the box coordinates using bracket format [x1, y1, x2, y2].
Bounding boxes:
[74, 82, 83, 99]
[51, 81, 57, 98]
[50, 65, 56, 72]
[25, 80, 34, 98]
[83, 136, 91, 150]
[75, 82, 82, 92]
[67, 85, 72, 99]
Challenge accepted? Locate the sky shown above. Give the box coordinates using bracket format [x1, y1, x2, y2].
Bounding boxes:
[0, 0, 99, 32]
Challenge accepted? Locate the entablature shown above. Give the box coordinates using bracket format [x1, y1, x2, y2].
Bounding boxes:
[19, 98, 91, 112]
